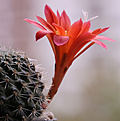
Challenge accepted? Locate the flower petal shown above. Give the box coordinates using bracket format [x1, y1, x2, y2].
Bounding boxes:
[61, 10, 71, 31]
[92, 27, 110, 35]
[99, 27, 110, 34]
[75, 32, 96, 44]
[54, 35, 70, 46]
[95, 35, 115, 42]
[44, 5, 58, 24]
[80, 20, 91, 34]
[57, 10, 61, 25]
[68, 19, 83, 40]
[68, 32, 96, 55]
[24, 19, 46, 30]
[92, 39, 107, 49]
[36, 30, 53, 41]
[92, 28, 101, 34]
[67, 32, 96, 63]
[36, 16, 55, 31]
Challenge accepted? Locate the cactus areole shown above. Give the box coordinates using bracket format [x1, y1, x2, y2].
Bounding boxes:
[25, 4, 115, 109]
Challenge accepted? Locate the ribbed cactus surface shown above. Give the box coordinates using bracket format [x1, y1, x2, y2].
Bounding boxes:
[0, 48, 45, 121]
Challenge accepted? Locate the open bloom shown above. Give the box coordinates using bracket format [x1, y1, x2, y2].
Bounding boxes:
[25, 5, 115, 108]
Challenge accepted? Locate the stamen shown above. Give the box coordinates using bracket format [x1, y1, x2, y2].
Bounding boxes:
[65, 31, 67, 36]
[56, 31, 58, 35]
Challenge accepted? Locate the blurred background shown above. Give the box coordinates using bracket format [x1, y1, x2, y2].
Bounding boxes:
[0, 0, 120, 121]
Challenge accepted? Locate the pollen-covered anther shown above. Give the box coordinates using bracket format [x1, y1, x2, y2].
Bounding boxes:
[65, 30, 67, 36]
[56, 31, 58, 35]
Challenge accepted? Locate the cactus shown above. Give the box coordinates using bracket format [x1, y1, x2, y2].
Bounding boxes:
[0, 47, 45, 121]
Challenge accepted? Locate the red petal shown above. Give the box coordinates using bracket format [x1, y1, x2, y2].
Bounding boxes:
[36, 16, 55, 31]
[81, 20, 91, 34]
[68, 19, 83, 40]
[24, 19, 46, 30]
[57, 10, 61, 25]
[69, 32, 96, 53]
[92, 28, 101, 34]
[44, 5, 58, 24]
[54, 35, 70, 46]
[67, 32, 95, 62]
[36, 30, 53, 41]
[95, 35, 115, 42]
[75, 32, 96, 43]
[99, 27, 110, 34]
[93, 27, 110, 35]
[92, 39, 107, 49]
[61, 10, 71, 31]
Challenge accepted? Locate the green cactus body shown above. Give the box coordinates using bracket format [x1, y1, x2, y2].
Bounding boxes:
[0, 48, 45, 121]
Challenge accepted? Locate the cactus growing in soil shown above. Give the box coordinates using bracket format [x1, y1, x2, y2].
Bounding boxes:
[0, 48, 45, 121]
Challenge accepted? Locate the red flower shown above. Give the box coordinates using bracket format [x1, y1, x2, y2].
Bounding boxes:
[25, 5, 115, 109]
